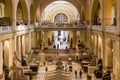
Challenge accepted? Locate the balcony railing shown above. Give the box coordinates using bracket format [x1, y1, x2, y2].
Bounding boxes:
[92, 25, 102, 31]
[105, 26, 116, 33]
[0, 26, 12, 33]
[16, 25, 28, 31]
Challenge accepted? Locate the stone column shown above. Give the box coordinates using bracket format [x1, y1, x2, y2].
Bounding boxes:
[91, 35, 94, 52]
[94, 35, 98, 56]
[18, 36, 22, 62]
[100, 34, 105, 67]
[116, 0, 120, 33]
[104, 38, 113, 68]
[33, 32, 37, 47]
[72, 30, 77, 48]
[25, 34, 29, 52]
[113, 40, 120, 80]
[37, 31, 40, 42]
[44, 31, 48, 48]
[89, 30, 92, 52]
[0, 41, 3, 75]
[22, 35, 25, 55]
[9, 38, 13, 67]
[12, 0, 17, 32]
[28, 32, 32, 51]
[98, 36, 102, 59]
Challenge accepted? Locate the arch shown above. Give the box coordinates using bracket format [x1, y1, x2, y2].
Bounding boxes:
[54, 13, 68, 23]
[91, 0, 101, 25]
[16, 0, 28, 25]
[30, 4, 34, 24]
[49, 11, 71, 23]
[41, 1, 79, 23]
[39, 0, 82, 17]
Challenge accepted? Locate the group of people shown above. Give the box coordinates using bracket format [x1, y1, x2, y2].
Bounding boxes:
[74, 69, 83, 78]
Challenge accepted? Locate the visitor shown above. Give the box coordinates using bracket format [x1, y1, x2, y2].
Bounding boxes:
[74, 70, 77, 78]
[45, 66, 48, 72]
[79, 69, 82, 78]
[57, 44, 59, 49]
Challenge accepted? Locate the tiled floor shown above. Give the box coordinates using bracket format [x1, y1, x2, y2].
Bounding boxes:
[31, 61, 101, 80]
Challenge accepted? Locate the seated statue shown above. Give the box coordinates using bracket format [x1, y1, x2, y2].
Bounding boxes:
[94, 59, 103, 78]
[103, 67, 111, 80]
[89, 56, 96, 66]
[56, 58, 64, 70]
[103, 67, 111, 77]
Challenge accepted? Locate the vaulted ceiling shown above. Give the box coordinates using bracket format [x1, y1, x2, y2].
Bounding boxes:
[33, 0, 87, 14]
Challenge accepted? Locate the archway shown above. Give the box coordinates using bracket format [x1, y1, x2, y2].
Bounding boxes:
[16, 0, 28, 25]
[91, 0, 101, 25]
[54, 13, 68, 23]
[39, 0, 84, 17]
[41, 1, 79, 24]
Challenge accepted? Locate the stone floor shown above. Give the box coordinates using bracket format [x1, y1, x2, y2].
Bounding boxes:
[31, 61, 102, 80]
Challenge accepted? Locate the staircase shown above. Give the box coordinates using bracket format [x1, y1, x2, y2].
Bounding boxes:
[45, 70, 72, 80]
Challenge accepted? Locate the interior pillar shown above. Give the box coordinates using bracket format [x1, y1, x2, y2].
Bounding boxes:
[12, 0, 17, 32]
[0, 41, 3, 75]
[9, 38, 13, 67]
[29, 32, 32, 50]
[94, 35, 98, 56]
[116, 0, 120, 33]
[72, 30, 77, 48]
[22, 35, 25, 55]
[91, 35, 94, 52]
[98, 36, 102, 59]
[18, 36, 22, 64]
[33, 32, 37, 47]
[113, 40, 120, 80]
[44, 31, 48, 48]
[105, 38, 113, 68]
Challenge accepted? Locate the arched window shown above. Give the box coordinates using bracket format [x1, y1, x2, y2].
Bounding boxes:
[54, 13, 68, 23]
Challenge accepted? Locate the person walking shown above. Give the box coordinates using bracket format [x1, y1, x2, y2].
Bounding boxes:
[45, 66, 48, 72]
[74, 70, 77, 78]
[79, 69, 82, 78]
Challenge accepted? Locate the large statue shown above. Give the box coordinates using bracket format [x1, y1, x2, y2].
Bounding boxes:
[89, 56, 96, 66]
[56, 58, 64, 70]
[94, 58, 103, 78]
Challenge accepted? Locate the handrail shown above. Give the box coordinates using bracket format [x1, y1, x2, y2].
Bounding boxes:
[0, 26, 12, 33]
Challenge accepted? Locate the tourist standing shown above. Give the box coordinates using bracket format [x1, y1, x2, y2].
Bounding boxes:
[74, 70, 77, 78]
[45, 66, 48, 72]
[79, 69, 82, 78]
